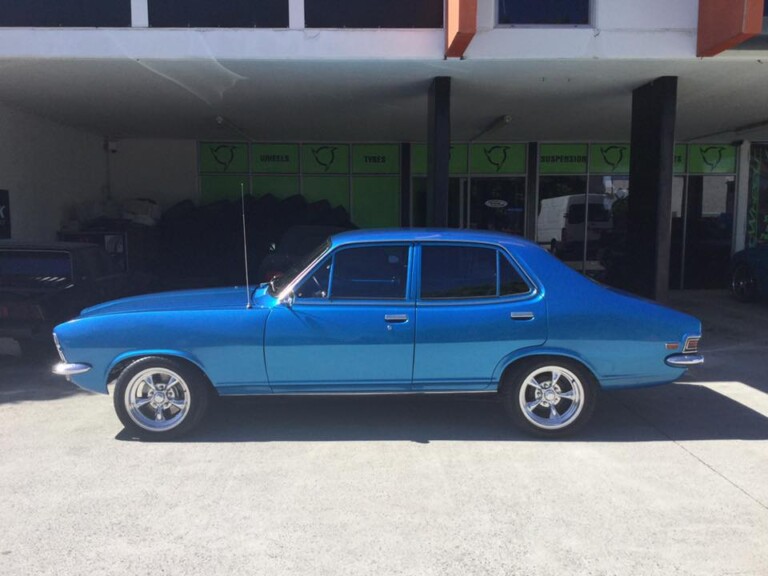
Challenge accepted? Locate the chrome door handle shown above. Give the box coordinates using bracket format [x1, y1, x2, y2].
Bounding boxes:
[510, 311, 534, 321]
[384, 314, 409, 323]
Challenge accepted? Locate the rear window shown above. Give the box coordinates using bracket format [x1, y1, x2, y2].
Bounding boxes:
[0, 251, 72, 288]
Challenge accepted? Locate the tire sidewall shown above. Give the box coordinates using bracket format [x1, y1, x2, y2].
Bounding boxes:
[500, 357, 598, 438]
[113, 356, 209, 440]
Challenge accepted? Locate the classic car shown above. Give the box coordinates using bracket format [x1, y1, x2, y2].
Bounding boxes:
[52, 229, 703, 439]
[0, 241, 153, 354]
[730, 245, 768, 302]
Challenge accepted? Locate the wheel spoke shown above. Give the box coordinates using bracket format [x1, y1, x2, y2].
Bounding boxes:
[527, 377, 542, 391]
[559, 390, 575, 400]
[550, 370, 561, 386]
[168, 399, 185, 411]
[549, 404, 559, 420]
[166, 377, 180, 390]
[526, 399, 543, 411]
[154, 405, 165, 421]
[143, 374, 156, 392]
[134, 397, 152, 409]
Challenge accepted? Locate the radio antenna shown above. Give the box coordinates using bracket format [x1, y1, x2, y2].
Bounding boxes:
[240, 182, 252, 309]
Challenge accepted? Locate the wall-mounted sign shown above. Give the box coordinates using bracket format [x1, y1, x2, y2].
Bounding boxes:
[352, 144, 399, 174]
[410, 144, 469, 175]
[538, 144, 588, 174]
[590, 144, 630, 174]
[302, 144, 350, 174]
[470, 144, 526, 175]
[687, 145, 737, 174]
[674, 144, 687, 174]
[252, 144, 299, 174]
[199, 142, 249, 173]
[0, 189, 10, 239]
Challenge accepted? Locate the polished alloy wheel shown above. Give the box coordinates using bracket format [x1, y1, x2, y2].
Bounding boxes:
[518, 365, 584, 430]
[124, 368, 191, 432]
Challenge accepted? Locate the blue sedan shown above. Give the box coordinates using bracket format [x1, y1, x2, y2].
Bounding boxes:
[52, 229, 703, 438]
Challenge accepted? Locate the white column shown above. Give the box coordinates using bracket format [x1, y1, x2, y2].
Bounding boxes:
[131, 0, 149, 28]
[733, 140, 751, 253]
[289, 0, 305, 29]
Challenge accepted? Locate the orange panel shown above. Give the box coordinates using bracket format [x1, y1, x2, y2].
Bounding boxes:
[445, 0, 477, 58]
[697, 0, 764, 57]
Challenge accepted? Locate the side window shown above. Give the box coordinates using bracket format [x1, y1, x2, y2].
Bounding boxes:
[421, 246, 497, 299]
[330, 245, 409, 300]
[500, 253, 530, 295]
[295, 257, 331, 299]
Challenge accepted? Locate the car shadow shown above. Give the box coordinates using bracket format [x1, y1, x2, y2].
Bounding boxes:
[114, 383, 768, 443]
[0, 355, 88, 404]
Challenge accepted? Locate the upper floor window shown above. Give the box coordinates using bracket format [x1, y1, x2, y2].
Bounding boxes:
[305, 0, 443, 28]
[498, 0, 590, 26]
[0, 0, 130, 27]
[149, 0, 288, 28]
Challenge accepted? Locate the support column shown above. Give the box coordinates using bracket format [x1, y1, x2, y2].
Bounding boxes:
[427, 77, 451, 227]
[627, 76, 678, 302]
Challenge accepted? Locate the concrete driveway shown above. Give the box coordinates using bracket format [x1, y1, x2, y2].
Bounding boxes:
[1, 290, 766, 576]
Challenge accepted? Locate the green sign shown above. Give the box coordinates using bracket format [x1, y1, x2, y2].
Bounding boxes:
[411, 144, 469, 175]
[200, 174, 249, 204]
[199, 143, 248, 173]
[590, 144, 630, 174]
[352, 144, 399, 174]
[470, 144, 526, 174]
[539, 144, 587, 174]
[252, 144, 299, 174]
[674, 144, 687, 174]
[351, 176, 400, 227]
[251, 175, 299, 199]
[687, 145, 737, 174]
[303, 176, 350, 210]
[302, 144, 349, 174]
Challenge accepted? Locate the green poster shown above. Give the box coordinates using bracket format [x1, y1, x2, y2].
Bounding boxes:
[302, 144, 349, 174]
[687, 145, 737, 174]
[200, 174, 249, 204]
[199, 143, 249, 173]
[470, 144, 526, 174]
[252, 144, 299, 174]
[590, 144, 630, 174]
[251, 175, 300, 199]
[538, 144, 588, 174]
[674, 144, 687, 174]
[351, 176, 400, 228]
[352, 144, 400, 174]
[303, 176, 350, 210]
[411, 144, 469, 175]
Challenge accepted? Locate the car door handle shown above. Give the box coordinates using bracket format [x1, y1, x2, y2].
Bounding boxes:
[510, 311, 535, 321]
[384, 314, 409, 323]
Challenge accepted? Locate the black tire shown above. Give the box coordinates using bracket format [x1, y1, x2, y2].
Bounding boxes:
[113, 356, 210, 440]
[500, 357, 598, 438]
[731, 263, 758, 302]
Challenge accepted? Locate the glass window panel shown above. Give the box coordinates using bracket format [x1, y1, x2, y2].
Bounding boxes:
[306, 0, 442, 28]
[421, 246, 497, 299]
[149, 0, 288, 27]
[584, 175, 628, 281]
[331, 245, 409, 300]
[536, 176, 587, 271]
[498, 0, 590, 25]
[0, 0, 131, 27]
[296, 257, 331, 299]
[500, 253, 529, 296]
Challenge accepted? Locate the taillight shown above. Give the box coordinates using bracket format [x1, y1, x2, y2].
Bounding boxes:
[683, 336, 700, 354]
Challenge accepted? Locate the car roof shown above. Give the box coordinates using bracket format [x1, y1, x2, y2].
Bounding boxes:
[329, 228, 538, 250]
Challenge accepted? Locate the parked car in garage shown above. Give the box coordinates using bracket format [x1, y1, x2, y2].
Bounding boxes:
[730, 245, 768, 302]
[52, 229, 702, 439]
[0, 241, 153, 353]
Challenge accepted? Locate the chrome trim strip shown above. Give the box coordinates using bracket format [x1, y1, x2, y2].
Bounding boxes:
[52, 362, 92, 376]
[665, 354, 704, 367]
[218, 390, 497, 397]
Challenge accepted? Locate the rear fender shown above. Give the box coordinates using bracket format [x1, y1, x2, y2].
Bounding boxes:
[491, 346, 600, 390]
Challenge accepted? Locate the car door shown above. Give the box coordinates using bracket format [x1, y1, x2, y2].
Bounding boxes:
[413, 243, 547, 391]
[264, 243, 415, 392]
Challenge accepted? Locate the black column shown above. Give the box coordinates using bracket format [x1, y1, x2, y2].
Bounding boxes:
[427, 77, 451, 227]
[627, 76, 678, 302]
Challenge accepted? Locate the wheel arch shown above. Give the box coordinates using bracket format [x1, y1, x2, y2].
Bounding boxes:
[493, 348, 600, 392]
[107, 351, 214, 392]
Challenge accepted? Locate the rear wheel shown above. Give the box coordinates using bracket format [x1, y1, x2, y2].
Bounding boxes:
[114, 357, 209, 440]
[731, 263, 758, 302]
[501, 358, 598, 437]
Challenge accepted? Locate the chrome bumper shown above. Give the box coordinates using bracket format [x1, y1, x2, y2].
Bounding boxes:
[52, 362, 92, 376]
[665, 354, 704, 367]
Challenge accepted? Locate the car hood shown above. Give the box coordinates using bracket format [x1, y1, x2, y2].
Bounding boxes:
[79, 285, 274, 317]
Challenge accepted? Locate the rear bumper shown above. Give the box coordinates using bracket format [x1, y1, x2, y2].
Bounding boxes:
[665, 354, 704, 367]
[53, 362, 92, 376]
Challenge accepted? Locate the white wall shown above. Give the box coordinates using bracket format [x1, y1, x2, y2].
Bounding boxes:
[0, 102, 105, 241]
[109, 139, 198, 209]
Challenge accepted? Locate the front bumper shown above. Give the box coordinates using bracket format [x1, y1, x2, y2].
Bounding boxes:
[665, 354, 704, 367]
[52, 362, 92, 376]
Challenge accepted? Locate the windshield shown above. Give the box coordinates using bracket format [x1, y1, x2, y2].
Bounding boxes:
[269, 239, 331, 295]
[0, 250, 73, 289]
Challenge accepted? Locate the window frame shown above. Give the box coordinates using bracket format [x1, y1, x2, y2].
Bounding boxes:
[495, 0, 593, 28]
[415, 242, 536, 305]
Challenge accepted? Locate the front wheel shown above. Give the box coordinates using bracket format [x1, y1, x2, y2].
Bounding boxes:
[114, 357, 210, 440]
[500, 358, 598, 437]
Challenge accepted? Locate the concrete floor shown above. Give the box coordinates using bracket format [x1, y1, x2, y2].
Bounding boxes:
[0, 290, 766, 576]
